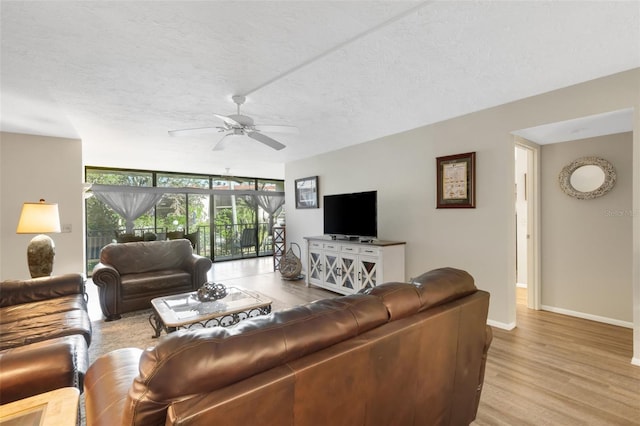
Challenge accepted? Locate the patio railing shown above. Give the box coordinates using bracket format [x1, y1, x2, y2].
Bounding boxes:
[86, 223, 274, 275]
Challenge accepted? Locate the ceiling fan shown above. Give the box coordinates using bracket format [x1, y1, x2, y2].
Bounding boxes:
[168, 95, 297, 151]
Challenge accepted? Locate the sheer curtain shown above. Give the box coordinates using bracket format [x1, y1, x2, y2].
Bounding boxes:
[253, 194, 285, 234]
[90, 184, 285, 234]
[91, 185, 165, 233]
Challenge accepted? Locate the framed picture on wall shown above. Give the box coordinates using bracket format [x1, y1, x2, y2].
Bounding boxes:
[295, 176, 319, 209]
[436, 152, 476, 208]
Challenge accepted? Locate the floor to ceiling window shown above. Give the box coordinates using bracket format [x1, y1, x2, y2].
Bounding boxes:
[85, 167, 284, 275]
[156, 173, 210, 256]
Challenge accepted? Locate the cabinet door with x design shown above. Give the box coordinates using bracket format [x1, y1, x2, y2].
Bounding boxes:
[338, 252, 358, 293]
[307, 240, 325, 287]
[358, 255, 379, 292]
[322, 250, 340, 291]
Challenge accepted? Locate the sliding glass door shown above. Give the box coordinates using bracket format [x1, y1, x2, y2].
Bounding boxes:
[85, 167, 284, 275]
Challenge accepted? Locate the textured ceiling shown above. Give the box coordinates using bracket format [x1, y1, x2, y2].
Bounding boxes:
[2, 1, 639, 178]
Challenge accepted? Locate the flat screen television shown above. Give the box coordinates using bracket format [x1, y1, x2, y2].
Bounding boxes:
[323, 191, 377, 239]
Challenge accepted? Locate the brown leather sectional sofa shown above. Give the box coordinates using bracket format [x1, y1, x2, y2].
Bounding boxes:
[0, 273, 92, 404]
[92, 239, 212, 320]
[84, 267, 492, 426]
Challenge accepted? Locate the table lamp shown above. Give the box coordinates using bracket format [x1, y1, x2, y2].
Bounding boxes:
[16, 199, 61, 278]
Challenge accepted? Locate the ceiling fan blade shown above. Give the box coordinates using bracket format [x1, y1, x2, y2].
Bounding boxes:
[253, 125, 299, 134]
[213, 113, 241, 127]
[168, 127, 222, 137]
[212, 133, 231, 151]
[247, 131, 286, 150]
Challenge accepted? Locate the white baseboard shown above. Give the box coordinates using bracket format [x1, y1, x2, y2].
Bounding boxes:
[540, 305, 633, 329]
[487, 319, 516, 330]
[632, 357, 640, 367]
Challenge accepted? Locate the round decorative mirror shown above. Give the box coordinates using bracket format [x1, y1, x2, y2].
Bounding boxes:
[559, 157, 616, 200]
[570, 165, 605, 192]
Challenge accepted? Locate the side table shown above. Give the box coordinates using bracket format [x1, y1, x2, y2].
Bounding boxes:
[273, 226, 286, 271]
[0, 387, 79, 426]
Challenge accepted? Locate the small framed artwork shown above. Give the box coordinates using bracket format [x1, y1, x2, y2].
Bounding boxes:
[436, 152, 476, 208]
[295, 176, 319, 209]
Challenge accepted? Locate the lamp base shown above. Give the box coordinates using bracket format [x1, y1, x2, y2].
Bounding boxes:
[27, 234, 55, 278]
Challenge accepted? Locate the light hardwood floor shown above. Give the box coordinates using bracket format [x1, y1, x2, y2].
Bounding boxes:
[473, 287, 639, 425]
[86, 259, 640, 424]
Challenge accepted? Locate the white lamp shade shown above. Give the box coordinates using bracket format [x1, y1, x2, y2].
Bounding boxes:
[16, 201, 61, 234]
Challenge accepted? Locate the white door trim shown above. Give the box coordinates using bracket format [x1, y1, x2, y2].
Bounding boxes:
[515, 137, 541, 310]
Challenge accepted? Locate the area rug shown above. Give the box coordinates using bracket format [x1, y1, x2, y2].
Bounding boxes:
[88, 296, 291, 362]
[89, 309, 157, 362]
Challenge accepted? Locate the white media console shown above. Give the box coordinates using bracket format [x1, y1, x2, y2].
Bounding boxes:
[304, 236, 406, 295]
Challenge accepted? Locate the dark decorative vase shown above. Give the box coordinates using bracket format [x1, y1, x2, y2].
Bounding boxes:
[196, 282, 227, 302]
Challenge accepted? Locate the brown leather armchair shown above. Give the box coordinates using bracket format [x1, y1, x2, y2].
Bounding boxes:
[92, 239, 212, 320]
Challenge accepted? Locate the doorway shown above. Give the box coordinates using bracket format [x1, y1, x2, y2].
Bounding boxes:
[514, 140, 540, 310]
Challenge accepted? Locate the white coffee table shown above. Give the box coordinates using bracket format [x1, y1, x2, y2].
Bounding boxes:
[149, 286, 272, 338]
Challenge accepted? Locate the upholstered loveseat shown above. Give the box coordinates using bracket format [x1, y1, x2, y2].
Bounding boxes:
[92, 239, 212, 321]
[0, 273, 91, 404]
[84, 267, 492, 425]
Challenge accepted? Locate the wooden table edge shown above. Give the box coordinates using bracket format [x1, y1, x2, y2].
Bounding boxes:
[0, 387, 79, 426]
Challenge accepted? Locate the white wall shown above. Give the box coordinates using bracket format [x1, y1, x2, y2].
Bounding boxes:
[0, 132, 84, 280]
[541, 133, 633, 325]
[285, 69, 639, 348]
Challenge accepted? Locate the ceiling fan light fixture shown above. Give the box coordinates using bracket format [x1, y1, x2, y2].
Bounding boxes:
[231, 95, 246, 106]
